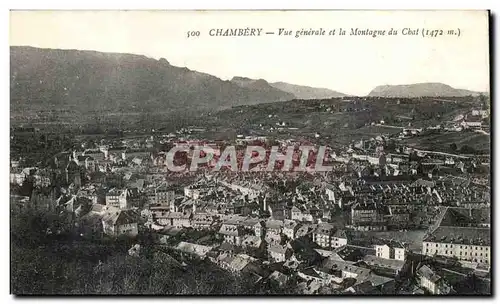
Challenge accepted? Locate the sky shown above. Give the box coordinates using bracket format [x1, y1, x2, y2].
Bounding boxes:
[10, 10, 490, 96]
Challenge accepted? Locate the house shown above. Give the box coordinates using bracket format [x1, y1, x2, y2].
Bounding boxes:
[374, 241, 407, 261]
[226, 254, 255, 273]
[9, 170, 26, 185]
[296, 223, 317, 238]
[191, 213, 214, 230]
[460, 120, 482, 130]
[265, 220, 284, 244]
[347, 273, 396, 294]
[331, 229, 349, 248]
[150, 205, 171, 224]
[76, 155, 96, 171]
[291, 206, 304, 221]
[176, 242, 213, 259]
[184, 186, 201, 199]
[241, 235, 263, 249]
[283, 219, 300, 240]
[101, 209, 139, 237]
[416, 265, 453, 295]
[105, 188, 129, 209]
[268, 270, 289, 287]
[267, 244, 292, 262]
[324, 184, 336, 202]
[166, 212, 192, 228]
[241, 218, 262, 235]
[128, 244, 141, 257]
[218, 242, 239, 255]
[350, 202, 387, 231]
[253, 221, 264, 237]
[321, 257, 372, 280]
[219, 223, 246, 246]
[268, 202, 291, 220]
[362, 255, 406, 277]
[313, 222, 335, 248]
[152, 184, 176, 206]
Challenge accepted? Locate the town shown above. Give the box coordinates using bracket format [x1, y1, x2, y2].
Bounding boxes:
[10, 95, 491, 295]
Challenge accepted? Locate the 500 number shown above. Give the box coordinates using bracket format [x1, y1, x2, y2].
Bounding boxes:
[187, 31, 200, 38]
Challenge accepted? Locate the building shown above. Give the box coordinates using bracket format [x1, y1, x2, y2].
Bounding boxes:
[153, 184, 175, 206]
[374, 241, 407, 261]
[291, 206, 304, 221]
[363, 255, 406, 277]
[166, 212, 192, 228]
[219, 223, 246, 246]
[331, 229, 349, 248]
[283, 219, 300, 240]
[191, 213, 214, 230]
[253, 221, 264, 237]
[313, 223, 335, 248]
[101, 209, 139, 237]
[184, 186, 201, 200]
[265, 220, 284, 244]
[268, 244, 292, 262]
[76, 155, 96, 171]
[351, 203, 387, 231]
[176, 242, 213, 259]
[422, 226, 490, 265]
[416, 265, 453, 295]
[105, 188, 129, 209]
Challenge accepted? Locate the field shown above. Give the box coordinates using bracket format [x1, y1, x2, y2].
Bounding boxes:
[402, 131, 490, 153]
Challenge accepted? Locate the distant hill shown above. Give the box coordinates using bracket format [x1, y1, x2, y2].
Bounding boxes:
[230, 77, 294, 101]
[10, 46, 295, 114]
[368, 82, 484, 98]
[270, 81, 348, 99]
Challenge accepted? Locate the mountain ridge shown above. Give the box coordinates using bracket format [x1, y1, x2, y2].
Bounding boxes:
[10, 46, 294, 113]
[270, 81, 348, 99]
[368, 82, 485, 98]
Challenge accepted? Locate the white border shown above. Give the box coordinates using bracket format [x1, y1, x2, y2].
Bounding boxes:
[2, 1, 498, 304]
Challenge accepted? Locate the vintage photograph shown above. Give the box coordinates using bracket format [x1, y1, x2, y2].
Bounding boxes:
[9, 10, 491, 295]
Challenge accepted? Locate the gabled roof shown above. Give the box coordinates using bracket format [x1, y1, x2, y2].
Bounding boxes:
[423, 226, 490, 246]
[102, 209, 138, 226]
[176, 241, 212, 256]
[284, 219, 299, 229]
[219, 223, 244, 236]
[417, 265, 442, 283]
[268, 244, 289, 255]
[266, 219, 284, 230]
[314, 222, 335, 235]
[363, 255, 405, 270]
[242, 235, 262, 247]
[229, 254, 253, 271]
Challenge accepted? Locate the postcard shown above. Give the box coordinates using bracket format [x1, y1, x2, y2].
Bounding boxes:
[9, 10, 491, 295]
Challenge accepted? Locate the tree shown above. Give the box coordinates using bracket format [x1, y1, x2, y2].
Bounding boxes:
[449, 143, 458, 152]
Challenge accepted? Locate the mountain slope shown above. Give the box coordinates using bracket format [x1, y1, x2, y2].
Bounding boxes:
[368, 82, 483, 98]
[10, 46, 295, 114]
[270, 81, 348, 99]
[230, 77, 295, 100]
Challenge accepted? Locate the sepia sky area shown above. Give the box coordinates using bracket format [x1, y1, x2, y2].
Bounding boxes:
[10, 10, 490, 96]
